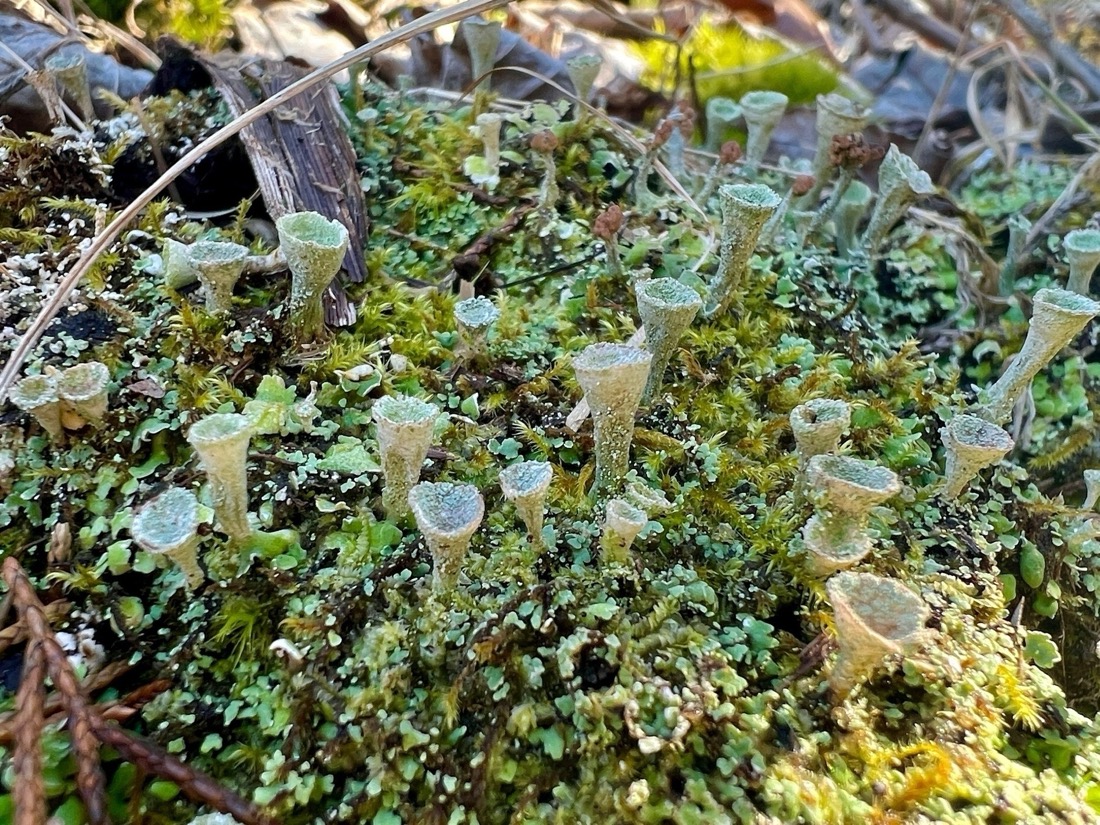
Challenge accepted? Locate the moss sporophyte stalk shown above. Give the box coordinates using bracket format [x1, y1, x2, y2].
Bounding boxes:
[7, 74, 1100, 825]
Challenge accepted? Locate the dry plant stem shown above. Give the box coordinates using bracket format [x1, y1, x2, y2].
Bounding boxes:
[13, 640, 47, 825]
[999, 0, 1100, 100]
[0, 0, 517, 402]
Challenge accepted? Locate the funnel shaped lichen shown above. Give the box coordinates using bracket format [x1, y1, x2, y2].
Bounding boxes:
[500, 460, 553, 548]
[799, 93, 868, 206]
[1065, 229, 1100, 295]
[704, 96, 741, 153]
[602, 497, 647, 564]
[566, 54, 601, 121]
[188, 240, 249, 316]
[57, 361, 110, 428]
[163, 238, 198, 289]
[939, 414, 1014, 500]
[454, 295, 500, 360]
[464, 113, 503, 191]
[131, 486, 203, 591]
[276, 211, 351, 345]
[636, 278, 702, 403]
[10, 373, 62, 440]
[977, 287, 1100, 424]
[739, 90, 788, 172]
[573, 343, 652, 495]
[790, 399, 851, 473]
[373, 395, 440, 520]
[44, 51, 94, 121]
[833, 180, 872, 258]
[826, 571, 930, 700]
[861, 145, 935, 253]
[801, 455, 900, 576]
[186, 413, 254, 545]
[409, 481, 485, 593]
[462, 18, 502, 94]
[703, 183, 782, 318]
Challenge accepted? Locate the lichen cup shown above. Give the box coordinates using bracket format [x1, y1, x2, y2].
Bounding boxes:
[826, 571, 930, 700]
[186, 412, 254, 546]
[976, 287, 1100, 425]
[276, 211, 350, 345]
[572, 343, 652, 496]
[500, 460, 553, 548]
[861, 145, 935, 253]
[462, 18, 502, 94]
[57, 361, 110, 428]
[10, 373, 63, 440]
[636, 278, 702, 403]
[939, 414, 1014, 500]
[188, 240, 250, 316]
[372, 395, 440, 521]
[409, 481, 485, 593]
[801, 454, 900, 576]
[131, 486, 204, 591]
[739, 90, 788, 172]
[790, 399, 851, 475]
[799, 93, 868, 206]
[1064, 229, 1100, 294]
[454, 296, 500, 360]
[703, 183, 782, 318]
[602, 497, 647, 564]
[1084, 469, 1100, 511]
[704, 96, 742, 153]
[566, 54, 601, 121]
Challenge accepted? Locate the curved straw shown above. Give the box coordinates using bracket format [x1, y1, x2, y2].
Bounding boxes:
[0, 0, 516, 403]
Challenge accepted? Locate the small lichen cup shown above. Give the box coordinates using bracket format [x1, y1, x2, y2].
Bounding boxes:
[833, 180, 873, 258]
[601, 497, 647, 564]
[1083, 469, 1100, 511]
[739, 90, 788, 172]
[939, 413, 1014, 500]
[500, 460, 553, 549]
[188, 240, 250, 316]
[373, 395, 440, 520]
[10, 373, 63, 440]
[276, 211, 351, 345]
[187, 413, 254, 546]
[703, 183, 782, 318]
[44, 51, 94, 121]
[464, 113, 503, 190]
[801, 454, 900, 576]
[704, 96, 741, 153]
[566, 54, 601, 121]
[790, 399, 851, 475]
[409, 481, 485, 593]
[635, 278, 702, 403]
[461, 18, 502, 95]
[454, 296, 501, 361]
[572, 343, 652, 496]
[976, 287, 1100, 424]
[163, 238, 198, 289]
[861, 145, 935, 253]
[131, 486, 204, 591]
[826, 571, 930, 700]
[57, 361, 110, 429]
[1064, 229, 1100, 295]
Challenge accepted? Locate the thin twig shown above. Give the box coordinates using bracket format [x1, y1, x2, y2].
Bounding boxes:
[998, 0, 1100, 99]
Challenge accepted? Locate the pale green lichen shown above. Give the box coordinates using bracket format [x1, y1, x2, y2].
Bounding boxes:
[1064, 228, 1100, 294]
[131, 486, 203, 591]
[861, 144, 936, 253]
[499, 460, 553, 548]
[739, 90, 787, 172]
[186, 412, 254, 545]
[635, 278, 702, 403]
[790, 399, 850, 494]
[939, 413, 1014, 500]
[601, 497, 647, 564]
[9, 372, 63, 440]
[276, 211, 350, 345]
[454, 295, 500, 359]
[833, 180, 872, 258]
[703, 183, 782, 318]
[187, 240, 249, 315]
[408, 481, 485, 593]
[1084, 469, 1100, 510]
[56, 360, 110, 429]
[704, 96, 741, 153]
[44, 51, 94, 122]
[566, 54, 601, 122]
[798, 93, 868, 207]
[462, 18, 502, 95]
[372, 394, 440, 520]
[464, 113, 503, 191]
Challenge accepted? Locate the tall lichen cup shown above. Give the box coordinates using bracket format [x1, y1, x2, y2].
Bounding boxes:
[188, 240, 249, 316]
[10, 373, 63, 441]
[703, 183, 782, 318]
[276, 211, 350, 345]
[409, 481, 485, 593]
[602, 497, 647, 564]
[636, 278, 702, 403]
[939, 413, 1014, 500]
[131, 486, 204, 591]
[186, 413, 254, 546]
[500, 460, 553, 549]
[826, 571, 930, 700]
[57, 361, 110, 429]
[44, 51, 94, 121]
[739, 90, 788, 172]
[861, 145, 935, 253]
[799, 93, 868, 206]
[573, 343, 652, 496]
[454, 296, 500, 361]
[373, 395, 440, 520]
[704, 96, 741, 153]
[1064, 229, 1100, 295]
[462, 18, 502, 96]
[566, 54, 601, 122]
[801, 454, 900, 576]
[976, 288, 1100, 425]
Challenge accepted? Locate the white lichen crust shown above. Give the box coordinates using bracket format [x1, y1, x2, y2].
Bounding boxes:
[572, 343, 652, 495]
[703, 183, 782, 318]
[131, 486, 203, 591]
[977, 287, 1100, 424]
[826, 571, 931, 700]
[372, 395, 440, 520]
[939, 414, 1014, 500]
[801, 454, 901, 576]
[409, 481, 485, 593]
[500, 460, 553, 547]
[635, 278, 703, 403]
[186, 413, 254, 545]
[738, 90, 788, 171]
[276, 211, 350, 344]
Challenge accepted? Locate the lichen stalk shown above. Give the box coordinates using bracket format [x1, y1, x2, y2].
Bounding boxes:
[464, 113, 503, 191]
[409, 482, 485, 593]
[976, 288, 1100, 424]
[797, 94, 868, 207]
[939, 414, 1014, 500]
[833, 181, 873, 258]
[739, 90, 788, 173]
[1083, 469, 1100, 511]
[372, 395, 440, 520]
[998, 214, 1032, 297]
[703, 183, 782, 318]
[276, 211, 351, 345]
[1065, 229, 1100, 295]
[186, 413, 254, 546]
[860, 145, 935, 253]
[826, 571, 930, 701]
[635, 278, 702, 403]
[573, 343, 652, 496]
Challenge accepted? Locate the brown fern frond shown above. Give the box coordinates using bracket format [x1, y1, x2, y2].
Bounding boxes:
[90, 719, 273, 825]
[12, 639, 47, 825]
